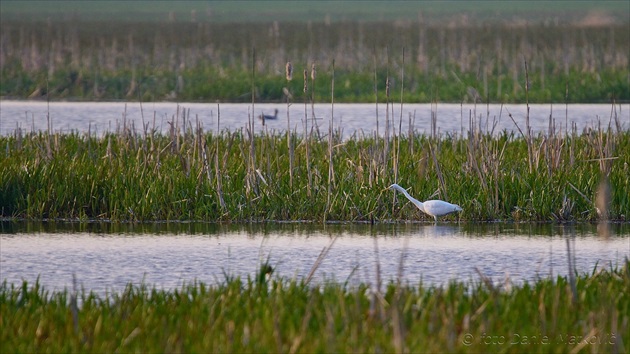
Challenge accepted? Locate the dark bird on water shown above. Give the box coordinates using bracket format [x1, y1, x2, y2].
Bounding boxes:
[258, 109, 279, 124]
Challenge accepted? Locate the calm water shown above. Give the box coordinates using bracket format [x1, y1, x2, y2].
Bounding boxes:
[1, 101, 627, 138]
[1, 222, 628, 295]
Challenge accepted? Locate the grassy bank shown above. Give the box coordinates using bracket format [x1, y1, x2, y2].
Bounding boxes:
[1, 261, 628, 352]
[1, 20, 628, 103]
[1, 111, 628, 222]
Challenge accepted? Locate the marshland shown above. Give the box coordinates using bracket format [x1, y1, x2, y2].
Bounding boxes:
[1, 1, 629, 352]
[1, 109, 629, 222]
[1, 3, 628, 103]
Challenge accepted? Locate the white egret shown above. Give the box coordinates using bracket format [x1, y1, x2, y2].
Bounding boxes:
[388, 183, 462, 222]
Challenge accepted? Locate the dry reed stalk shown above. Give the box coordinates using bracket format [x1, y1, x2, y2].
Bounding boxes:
[471, 119, 508, 216]
[466, 112, 489, 194]
[408, 111, 415, 155]
[596, 121, 614, 175]
[524, 58, 534, 173]
[371, 50, 381, 189]
[394, 47, 405, 187]
[564, 83, 569, 136]
[373, 49, 379, 140]
[430, 101, 437, 139]
[383, 46, 393, 172]
[305, 235, 338, 284]
[45, 78, 53, 160]
[270, 298, 283, 353]
[286, 61, 294, 188]
[70, 274, 79, 335]
[369, 237, 384, 321]
[595, 177, 611, 220]
[611, 100, 622, 134]
[193, 115, 200, 165]
[215, 104, 226, 210]
[596, 177, 611, 238]
[392, 236, 409, 354]
[199, 136, 211, 181]
[568, 182, 593, 208]
[474, 267, 498, 295]
[245, 112, 253, 197]
[373, 237, 382, 294]
[288, 295, 314, 354]
[285, 61, 293, 81]
[385, 76, 391, 166]
[247, 48, 258, 198]
[303, 68, 312, 197]
[310, 63, 320, 139]
[494, 140, 507, 214]
[429, 142, 448, 202]
[325, 60, 335, 220]
[565, 233, 578, 305]
[391, 295, 404, 354]
[506, 102, 545, 174]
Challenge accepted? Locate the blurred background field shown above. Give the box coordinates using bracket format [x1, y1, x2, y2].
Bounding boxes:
[1, 0, 628, 102]
[3, 0, 628, 23]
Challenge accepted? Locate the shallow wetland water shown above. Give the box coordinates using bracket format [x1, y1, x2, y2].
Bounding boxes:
[1, 101, 627, 138]
[1, 221, 627, 296]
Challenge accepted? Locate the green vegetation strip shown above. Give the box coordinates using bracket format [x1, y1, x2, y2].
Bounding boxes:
[3, 1, 627, 23]
[1, 120, 628, 222]
[1, 20, 627, 103]
[1, 261, 628, 352]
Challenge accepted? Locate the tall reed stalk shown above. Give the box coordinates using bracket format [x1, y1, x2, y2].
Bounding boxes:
[524, 58, 534, 173]
[303, 68, 312, 197]
[310, 63, 319, 138]
[325, 60, 335, 221]
[394, 47, 405, 187]
[373, 49, 380, 141]
[215, 104, 226, 211]
[248, 47, 258, 198]
[285, 61, 294, 188]
[384, 48, 391, 168]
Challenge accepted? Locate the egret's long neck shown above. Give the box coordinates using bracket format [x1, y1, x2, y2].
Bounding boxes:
[393, 185, 425, 211]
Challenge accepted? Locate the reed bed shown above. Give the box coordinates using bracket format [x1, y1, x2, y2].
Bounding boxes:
[1, 112, 628, 222]
[1, 20, 627, 102]
[1, 260, 628, 352]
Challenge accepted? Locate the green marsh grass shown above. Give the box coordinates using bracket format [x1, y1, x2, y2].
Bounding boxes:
[1, 260, 628, 352]
[1, 113, 628, 222]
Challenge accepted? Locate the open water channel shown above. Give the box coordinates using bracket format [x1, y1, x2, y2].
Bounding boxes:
[1, 101, 628, 138]
[1, 221, 628, 296]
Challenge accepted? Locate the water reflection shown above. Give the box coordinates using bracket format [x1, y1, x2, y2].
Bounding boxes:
[1, 221, 628, 296]
[4, 219, 628, 236]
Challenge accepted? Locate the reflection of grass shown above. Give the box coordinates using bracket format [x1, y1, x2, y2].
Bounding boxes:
[0, 20, 627, 103]
[1, 261, 628, 352]
[1, 111, 628, 222]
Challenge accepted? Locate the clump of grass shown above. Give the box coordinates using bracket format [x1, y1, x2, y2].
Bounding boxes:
[1, 260, 628, 352]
